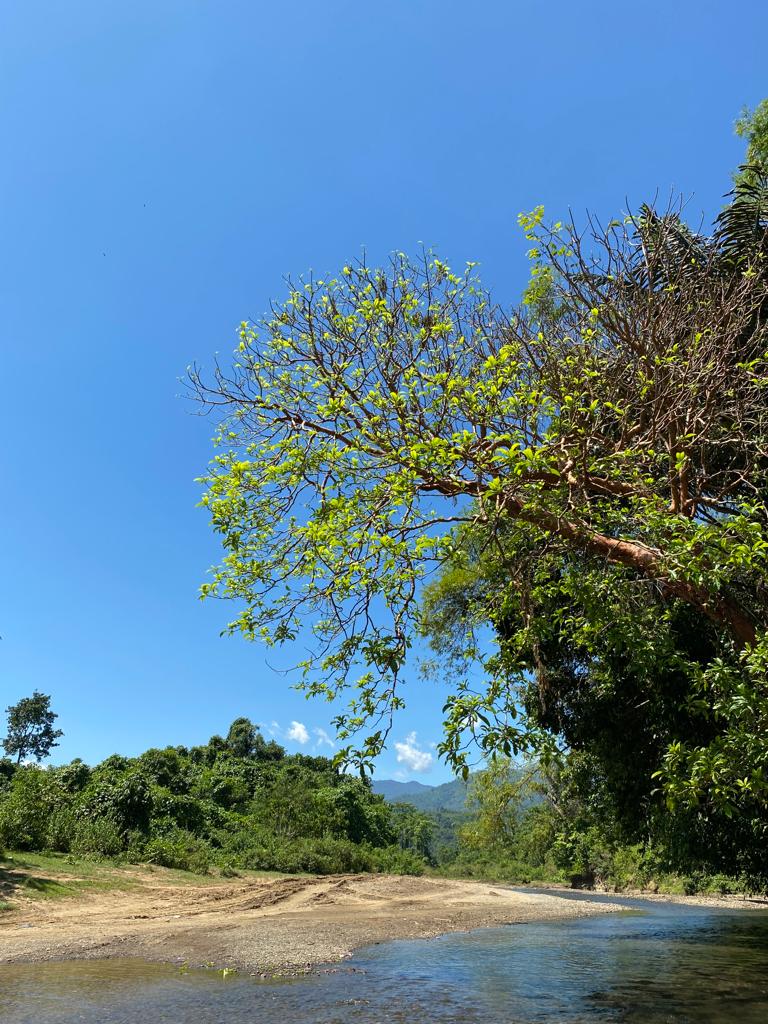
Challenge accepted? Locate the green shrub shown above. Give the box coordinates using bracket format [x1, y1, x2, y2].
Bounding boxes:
[143, 830, 213, 874]
[0, 768, 68, 850]
[217, 829, 425, 876]
[657, 874, 697, 896]
[70, 817, 124, 857]
[51, 760, 91, 794]
[122, 830, 148, 864]
[438, 855, 544, 883]
[80, 772, 153, 833]
[609, 845, 651, 890]
[369, 845, 426, 875]
[46, 808, 78, 852]
[700, 873, 740, 895]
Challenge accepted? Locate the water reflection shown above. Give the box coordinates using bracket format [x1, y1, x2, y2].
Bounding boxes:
[0, 897, 767, 1023]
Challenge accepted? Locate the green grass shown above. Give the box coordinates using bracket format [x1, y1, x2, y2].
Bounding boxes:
[0, 850, 288, 910]
[5, 849, 118, 876]
[0, 850, 139, 905]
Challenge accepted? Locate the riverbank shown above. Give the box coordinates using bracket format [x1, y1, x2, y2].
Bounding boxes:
[521, 880, 768, 911]
[0, 858, 622, 974]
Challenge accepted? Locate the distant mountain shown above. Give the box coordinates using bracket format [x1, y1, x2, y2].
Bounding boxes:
[372, 776, 470, 812]
[372, 779, 433, 800]
[373, 765, 540, 813]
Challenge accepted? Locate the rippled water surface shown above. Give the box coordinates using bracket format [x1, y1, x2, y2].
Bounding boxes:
[1, 893, 767, 1022]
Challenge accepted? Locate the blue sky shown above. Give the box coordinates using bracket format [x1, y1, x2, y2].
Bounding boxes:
[1, 1, 766, 782]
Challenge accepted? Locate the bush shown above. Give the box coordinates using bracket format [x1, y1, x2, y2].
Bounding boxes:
[369, 845, 426, 875]
[700, 873, 741, 895]
[437, 854, 548, 883]
[52, 760, 91, 794]
[70, 817, 124, 857]
[656, 874, 697, 896]
[143, 829, 213, 874]
[217, 828, 426, 876]
[122, 830, 149, 863]
[609, 845, 651, 890]
[0, 768, 68, 850]
[46, 808, 78, 852]
[80, 772, 153, 833]
[226, 834, 360, 874]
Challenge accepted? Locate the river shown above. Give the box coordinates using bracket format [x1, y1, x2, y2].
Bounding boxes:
[0, 891, 766, 1022]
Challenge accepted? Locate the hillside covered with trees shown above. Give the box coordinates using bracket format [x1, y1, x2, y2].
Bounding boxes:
[1, 700, 764, 894]
[0, 716, 424, 876]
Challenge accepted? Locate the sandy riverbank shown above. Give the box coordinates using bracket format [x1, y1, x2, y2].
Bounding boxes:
[0, 870, 624, 974]
[524, 881, 768, 912]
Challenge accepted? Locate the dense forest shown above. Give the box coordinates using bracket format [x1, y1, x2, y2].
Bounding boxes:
[0, 716, 424, 876]
[1, 708, 764, 894]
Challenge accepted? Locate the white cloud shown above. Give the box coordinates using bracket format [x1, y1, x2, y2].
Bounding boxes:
[286, 720, 310, 745]
[394, 731, 433, 773]
[313, 727, 335, 750]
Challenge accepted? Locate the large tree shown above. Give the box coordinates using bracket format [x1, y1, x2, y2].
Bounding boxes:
[3, 692, 63, 764]
[192, 112, 768, 815]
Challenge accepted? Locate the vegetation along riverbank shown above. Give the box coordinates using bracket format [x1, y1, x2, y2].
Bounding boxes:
[3, 710, 765, 904]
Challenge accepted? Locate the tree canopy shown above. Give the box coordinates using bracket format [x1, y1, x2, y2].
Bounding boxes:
[193, 107, 768, 823]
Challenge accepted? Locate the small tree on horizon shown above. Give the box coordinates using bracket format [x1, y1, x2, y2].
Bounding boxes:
[2, 691, 63, 764]
[225, 716, 285, 761]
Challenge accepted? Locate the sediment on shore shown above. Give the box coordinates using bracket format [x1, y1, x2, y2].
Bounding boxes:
[0, 870, 624, 973]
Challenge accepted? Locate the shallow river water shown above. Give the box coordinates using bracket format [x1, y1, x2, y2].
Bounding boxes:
[1, 891, 767, 1023]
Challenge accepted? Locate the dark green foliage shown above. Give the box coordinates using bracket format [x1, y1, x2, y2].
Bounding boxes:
[143, 829, 214, 873]
[70, 817, 125, 858]
[0, 717, 427, 877]
[0, 759, 15, 793]
[388, 803, 435, 860]
[430, 753, 768, 894]
[51, 759, 91, 794]
[734, 100, 768, 185]
[80, 770, 154, 833]
[0, 768, 67, 850]
[423, 525, 768, 884]
[225, 718, 285, 761]
[2, 692, 63, 764]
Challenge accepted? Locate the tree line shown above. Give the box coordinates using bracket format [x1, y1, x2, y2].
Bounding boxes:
[1, 695, 764, 892]
[0, 706, 424, 875]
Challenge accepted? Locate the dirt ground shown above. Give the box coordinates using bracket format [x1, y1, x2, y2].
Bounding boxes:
[0, 867, 624, 974]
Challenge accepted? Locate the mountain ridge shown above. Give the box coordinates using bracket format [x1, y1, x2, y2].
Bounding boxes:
[373, 765, 539, 813]
[371, 776, 469, 812]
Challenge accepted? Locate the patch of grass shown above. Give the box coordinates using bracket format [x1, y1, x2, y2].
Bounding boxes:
[0, 851, 138, 905]
[0, 850, 291, 913]
[3, 851, 102, 879]
[0, 850, 285, 909]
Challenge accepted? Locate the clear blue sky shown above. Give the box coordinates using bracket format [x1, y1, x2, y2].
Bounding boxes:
[1, 1, 766, 781]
